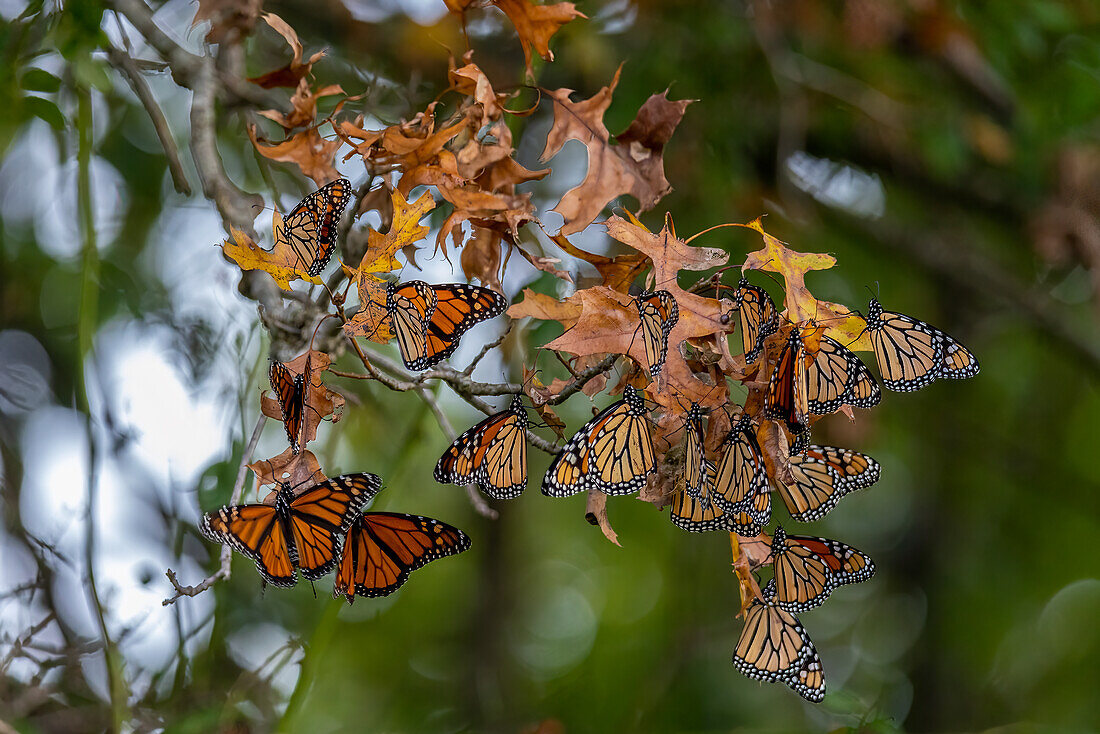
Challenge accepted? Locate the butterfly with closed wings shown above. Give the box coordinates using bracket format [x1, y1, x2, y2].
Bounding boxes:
[864, 297, 980, 391]
[633, 290, 679, 379]
[275, 178, 351, 276]
[543, 386, 656, 497]
[269, 356, 311, 455]
[769, 525, 875, 613]
[733, 578, 826, 703]
[435, 395, 528, 499]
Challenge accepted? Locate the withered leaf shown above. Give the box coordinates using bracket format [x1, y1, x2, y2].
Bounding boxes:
[249, 447, 325, 489]
[460, 226, 504, 291]
[248, 12, 326, 89]
[584, 489, 620, 546]
[506, 288, 582, 329]
[258, 79, 343, 130]
[492, 0, 587, 78]
[541, 67, 692, 235]
[547, 229, 647, 293]
[343, 270, 395, 343]
[192, 0, 261, 44]
[359, 189, 434, 274]
[248, 125, 341, 187]
[736, 218, 870, 349]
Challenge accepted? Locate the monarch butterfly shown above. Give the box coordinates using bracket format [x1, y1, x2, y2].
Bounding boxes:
[864, 298, 980, 391]
[275, 178, 351, 276]
[733, 579, 826, 702]
[779, 445, 881, 522]
[733, 278, 779, 363]
[387, 281, 507, 371]
[804, 336, 881, 414]
[767, 327, 881, 431]
[683, 402, 709, 499]
[434, 395, 528, 499]
[200, 473, 380, 587]
[668, 461, 726, 532]
[710, 415, 771, 535]
[764, 328, 810, 433]
[334, 512, 471, 602]
[269, 356, 311, 454]
[542, 386, 655, 497]
[770, 526, 874, 613]
[633, 290, 679, 378]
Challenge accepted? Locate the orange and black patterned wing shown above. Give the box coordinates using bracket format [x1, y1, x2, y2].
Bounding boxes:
[805, 336, 881, 414]
[683, 402, 709, 499]
[778, 444, 878, 521]
[764, 330, 809, 433]
[201, 489, 297, 587]
[733, 579, 826, 702]
[334, 512, 471, 602]
[542, 386, 655, 497]
[419, 283, 507, 369]
[669, 460, 727, 532]
[711, 415, 771, 536]
[783, 532, 874, 587]
[435, 395, 528, 499]
[770, 525, 837, 613]
[634, 290, 679, 378]
[269, 359, 305, 454]
[387, 281, 438, 370]
[287, 473, 381, 580]
[734, 279, 779, 363]
[277, 178, 351, 276]
[865, 298, 979, 391]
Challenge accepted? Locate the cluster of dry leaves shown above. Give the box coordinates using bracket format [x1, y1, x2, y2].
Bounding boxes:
[209, 0, 886, 587]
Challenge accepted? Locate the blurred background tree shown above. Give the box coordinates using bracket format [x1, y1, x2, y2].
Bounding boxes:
[2, 0, 1099, 732]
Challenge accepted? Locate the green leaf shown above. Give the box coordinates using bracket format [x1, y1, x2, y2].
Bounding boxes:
[73, 56, 111, 93]
[20, 68, 61, 93]
[24, 95, 65, 131]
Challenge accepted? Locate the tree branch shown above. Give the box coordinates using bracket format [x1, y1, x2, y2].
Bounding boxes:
[105, 42, 192, 195]
[162, 412, 266, 606]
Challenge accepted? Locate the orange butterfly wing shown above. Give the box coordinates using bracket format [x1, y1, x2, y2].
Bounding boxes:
[421, 284, 507, 368]
[202, 495, 297, 587]
[269, 357, 310, 454]
[334, 512, 471, 602]
[287, 473, 381, 580]
[434, 395, 528, 499]
[277, 179, 351, 276]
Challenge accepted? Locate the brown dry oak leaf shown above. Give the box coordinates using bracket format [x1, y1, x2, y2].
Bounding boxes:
[258, 79, 344, 130]
[249, 125, 341, 187]
[460, 226, 504, 291]
[545, 228, 647, 292]
[584, 489, 620, 547]
[541, 67, 692, 235]
[735, 218, 871, 349]
[343, 270, 395, 343]
[506, 288, 582, 329]
[248, 12, 326, 89]
[220, 224, 321, 291]
[249, 447, 325, 491]
[492, 0, 587, 78]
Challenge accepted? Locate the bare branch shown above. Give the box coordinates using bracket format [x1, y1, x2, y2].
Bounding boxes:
[162, 413, 265, 606]
[548, 354, 618, 405]
[105, 42, 192, 195]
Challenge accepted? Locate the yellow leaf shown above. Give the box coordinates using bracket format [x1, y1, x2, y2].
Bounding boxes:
[343, 268, 394, 343]
[220, 225, 321, 291]
[359, 189, 435, 274]
[734, 218, 870, 350]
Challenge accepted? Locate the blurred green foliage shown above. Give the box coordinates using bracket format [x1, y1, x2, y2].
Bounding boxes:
[2, 1, 1100, 733]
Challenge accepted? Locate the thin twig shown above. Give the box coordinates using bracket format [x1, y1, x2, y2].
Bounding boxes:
[415, 385, 498, 519]
[548, 354, 618, 405]
[105, 43, 191, 194]
[463, 323, 513, 375]
[162, 413, 265, 606]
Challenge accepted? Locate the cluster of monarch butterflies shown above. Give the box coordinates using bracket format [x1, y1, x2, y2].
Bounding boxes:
[433, 276, 978, 702]
[202, 182, 512, 601]
[213, 181, 981, 701]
